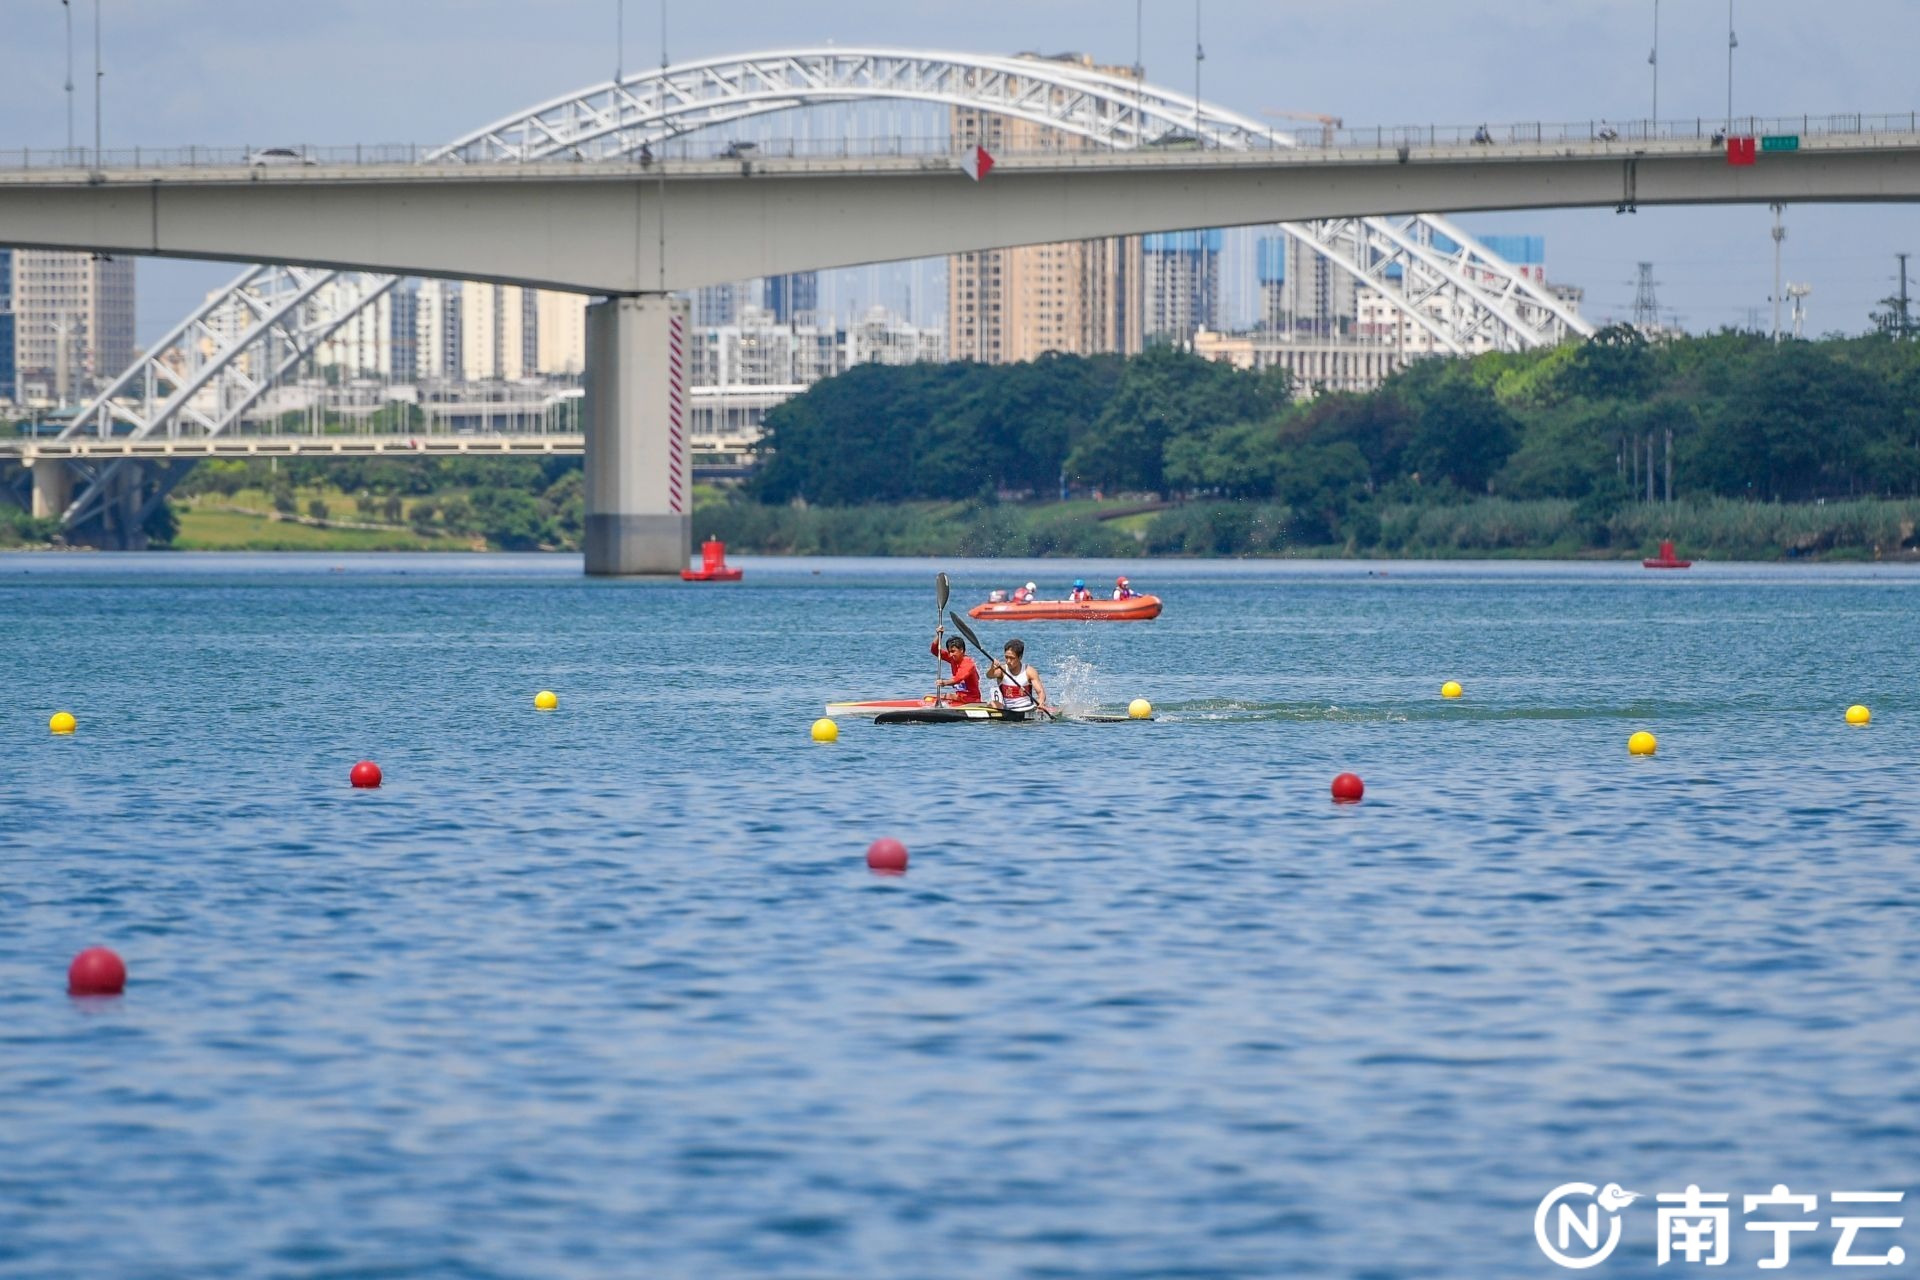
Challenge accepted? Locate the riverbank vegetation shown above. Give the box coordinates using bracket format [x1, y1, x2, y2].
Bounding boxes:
[726, 328, 1920, 559]
[7, 329, 1920, 558]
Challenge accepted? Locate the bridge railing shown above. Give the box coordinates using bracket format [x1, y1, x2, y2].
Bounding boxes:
[2, 112, 1916, 171]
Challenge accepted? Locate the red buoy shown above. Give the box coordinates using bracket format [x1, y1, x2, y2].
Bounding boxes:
[681, 537, 743, 582]
[1642, 539, 1692, 570]
[1331, 772, 1365, 804]
[349, 760, 383, 789]
[68, 946, 127, 996]
[866, 837, 909, 874]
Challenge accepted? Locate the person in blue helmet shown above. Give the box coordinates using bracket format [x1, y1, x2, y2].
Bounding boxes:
[1068, 578, 1093, 603]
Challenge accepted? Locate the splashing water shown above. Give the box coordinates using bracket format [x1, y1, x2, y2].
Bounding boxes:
[1047, 654, 1103, 715]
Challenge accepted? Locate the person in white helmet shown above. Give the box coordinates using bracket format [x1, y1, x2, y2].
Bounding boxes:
[1113, 575, 1140, 601]
[1011, 580, 1038, 604]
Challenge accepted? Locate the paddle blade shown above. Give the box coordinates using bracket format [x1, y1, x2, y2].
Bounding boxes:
[948, 611, 989, 658]
[936, 571, 949, 615]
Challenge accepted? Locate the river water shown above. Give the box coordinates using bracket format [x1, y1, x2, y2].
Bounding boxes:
[2, 553, 1917, 1279]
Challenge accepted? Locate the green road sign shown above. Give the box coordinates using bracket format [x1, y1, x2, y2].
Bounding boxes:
[1760, 135, 1801, 152]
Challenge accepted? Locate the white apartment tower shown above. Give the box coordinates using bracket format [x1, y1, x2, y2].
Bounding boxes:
[9, 249, 136, 402]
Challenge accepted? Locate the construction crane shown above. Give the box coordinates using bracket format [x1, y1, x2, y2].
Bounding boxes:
[1263, 109, 1343, 148]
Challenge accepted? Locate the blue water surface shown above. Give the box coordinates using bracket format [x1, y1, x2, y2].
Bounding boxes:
[2, 552, 1917, 1279]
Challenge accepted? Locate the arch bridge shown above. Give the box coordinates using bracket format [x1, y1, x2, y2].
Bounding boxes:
[35, 48, 1594, 566]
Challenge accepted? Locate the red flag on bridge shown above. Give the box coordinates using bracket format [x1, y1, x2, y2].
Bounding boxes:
[960, 145, 995, 181]
[1726, 136, 1757, 166]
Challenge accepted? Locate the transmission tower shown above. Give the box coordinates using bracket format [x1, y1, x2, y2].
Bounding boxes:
[1631, 262, 1662, 331]
[1896, 252, 1913, 340]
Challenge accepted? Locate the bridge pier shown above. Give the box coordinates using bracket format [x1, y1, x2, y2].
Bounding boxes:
[583, 294, 691, 576]
[30, 459, 73, 522]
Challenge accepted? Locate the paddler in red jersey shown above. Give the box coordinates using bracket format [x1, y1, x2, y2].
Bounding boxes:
[931, 630, 982, 704]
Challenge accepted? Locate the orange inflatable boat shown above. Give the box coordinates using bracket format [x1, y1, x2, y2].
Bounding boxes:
[967, 595, 1162, 622]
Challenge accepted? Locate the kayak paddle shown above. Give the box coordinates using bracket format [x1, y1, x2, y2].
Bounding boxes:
[947, 610, 1055, 720]
[934, 571, 950, 700]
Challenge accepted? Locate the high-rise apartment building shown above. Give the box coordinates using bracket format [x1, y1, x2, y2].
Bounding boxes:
[534, 290, 587, 376]
[692, 282, 749, 328]
[763, 272, 819, 324]
[388, 286, 419, 380]
[460, 283, 537, 380]
[946, 54, 1143, 364]
[414, 279, 462, 379]
[313, 278, 396, 376]
[1142, 230, 1223, 342]
[8, 249, 135, 402]
[0, 248, 15, 402]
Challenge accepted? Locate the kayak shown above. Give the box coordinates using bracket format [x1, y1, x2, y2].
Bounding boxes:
[875, 706, 1012, 724]
[967, 595, 1161, 622]
[874, 707, 1154, 724]
[826, 696, 967, 717]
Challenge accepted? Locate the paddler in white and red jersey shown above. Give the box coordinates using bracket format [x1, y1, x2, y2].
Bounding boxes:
[986, 637, 1054, 721]
[931, 631, 982, 704]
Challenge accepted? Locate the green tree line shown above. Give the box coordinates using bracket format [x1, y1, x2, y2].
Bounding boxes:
[748, 330, 1920, 547]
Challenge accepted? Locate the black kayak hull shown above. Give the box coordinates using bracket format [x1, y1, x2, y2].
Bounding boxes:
[875, 706, 1013, 724]
[871, 708, 1150, 725]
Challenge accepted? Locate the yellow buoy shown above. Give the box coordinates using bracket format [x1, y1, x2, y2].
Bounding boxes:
[1628, 730, 1658, 756]
[534, 690, 559, 711]
[1846, 704, 1871, 726]
[1128, 698, 1153, 720]
[49, 710, 77, 735]
[811, 717, 840, 743]
[1441, 681, 1463, 699]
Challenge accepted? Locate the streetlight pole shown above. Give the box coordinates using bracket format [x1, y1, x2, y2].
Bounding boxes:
[1770, 203, 1786, 344]
[1726, 0, 1738, 135]
[1648, 0, 1659, 128]
[1193, 0, 1204, 142]
[92, 0, 103, 169]
[63, 0, 74, 154]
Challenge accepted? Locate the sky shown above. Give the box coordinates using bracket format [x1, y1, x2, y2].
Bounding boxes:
[4, 0, 1916, 344]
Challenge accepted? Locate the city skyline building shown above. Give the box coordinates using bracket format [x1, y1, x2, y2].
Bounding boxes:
[413, 279, 462, 380]
[0, 247, 14, 402]
[7, 249, 135, 404]
[763, 272, 819, 325]
[946, 54, 1144, 364]
[1142, 230, 1224, 343]
[458, 283, 536, 381]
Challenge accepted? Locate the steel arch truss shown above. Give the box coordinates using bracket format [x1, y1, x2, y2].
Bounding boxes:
[60, 46, 1591, 528]
[435, 48, 1284, 163]
[59, 266, 399, 526]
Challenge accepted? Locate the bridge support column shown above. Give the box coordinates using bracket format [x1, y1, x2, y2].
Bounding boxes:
[583, 293, 691, 576]
[30, 459, 72, 521]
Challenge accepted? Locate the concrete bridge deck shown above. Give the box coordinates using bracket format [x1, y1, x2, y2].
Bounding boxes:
[4, 133, 1919, 294]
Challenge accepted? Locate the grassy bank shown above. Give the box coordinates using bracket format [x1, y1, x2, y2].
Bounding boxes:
[695, 494, 1920, 561]
[172, 504, 474, 552]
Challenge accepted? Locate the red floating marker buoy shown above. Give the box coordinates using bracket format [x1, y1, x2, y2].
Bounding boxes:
[866, 837, 909, 874]
[349, 760, 383, 789]
[1331, 772, 1365, 804]
[68, 946, 127, 996]
[1642, 538, 1692, 570]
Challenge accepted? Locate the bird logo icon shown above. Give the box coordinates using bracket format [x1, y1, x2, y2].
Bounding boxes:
[1597, 1184, 1641, 1213]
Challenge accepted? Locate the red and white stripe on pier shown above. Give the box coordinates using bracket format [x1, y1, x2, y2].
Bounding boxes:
[667, 312, 686, 516]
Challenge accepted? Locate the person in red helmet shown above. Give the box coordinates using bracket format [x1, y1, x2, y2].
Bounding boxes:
[930, 629, 982, 704]
[1113, 575, 1140, 601]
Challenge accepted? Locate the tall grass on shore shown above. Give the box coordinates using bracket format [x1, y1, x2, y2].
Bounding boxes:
[697, 494, 1920, 560]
